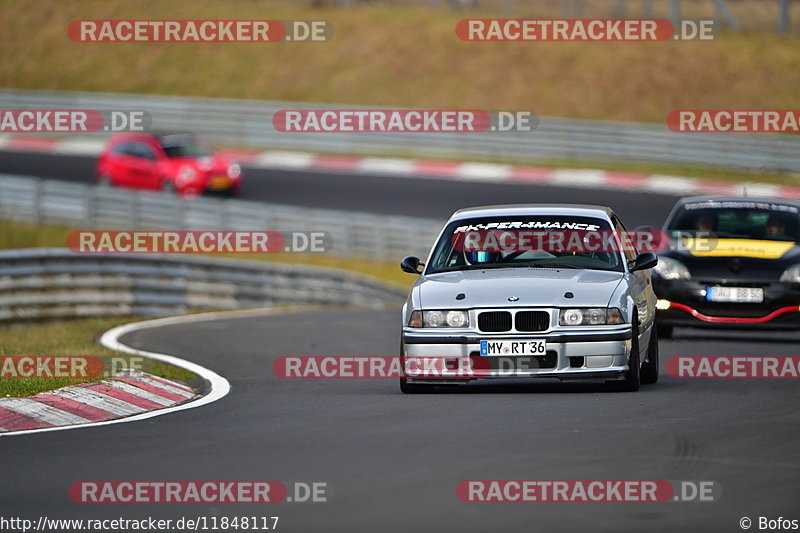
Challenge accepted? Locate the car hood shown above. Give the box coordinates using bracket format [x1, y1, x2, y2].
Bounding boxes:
[417, 268, 624, 309]
[663, 239, 800, 282]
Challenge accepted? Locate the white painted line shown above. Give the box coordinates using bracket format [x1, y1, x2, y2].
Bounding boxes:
[0, 307, 304, 437]
[739, 182, 782, 198]
[357, 157, 416, 176]
[53, 387, 146, 416]
[644, 175, 699, 195]
[253, 151, 314, 169]
[101, 380, 176, 407]
[457, 163, 513, 182]
[53, 138, 106, 156]
[551, 169, 608, 188]
[0, 397, 91, 426]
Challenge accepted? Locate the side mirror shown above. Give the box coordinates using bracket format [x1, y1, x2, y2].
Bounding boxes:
[401, 256, 423, 275]
[629, 252, 658, 272]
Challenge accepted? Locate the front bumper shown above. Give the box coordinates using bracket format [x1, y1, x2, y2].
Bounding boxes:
[654, 279, 800, 329]
[203, 175, 241, 196]
[401, 328, 633, 384]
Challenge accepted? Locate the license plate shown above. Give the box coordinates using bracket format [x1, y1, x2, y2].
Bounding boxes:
[208, 176, 231, 190]
[706, 286, 764, 303]
[480, 339, 547, 356]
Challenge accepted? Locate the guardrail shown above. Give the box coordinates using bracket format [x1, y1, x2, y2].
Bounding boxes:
[0, 174, 442, 261]
[0, 248, 407, 321]
[1, 89, 799, 173]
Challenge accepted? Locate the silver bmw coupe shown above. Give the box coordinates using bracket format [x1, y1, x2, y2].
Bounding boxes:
[400, 204, 659, 393]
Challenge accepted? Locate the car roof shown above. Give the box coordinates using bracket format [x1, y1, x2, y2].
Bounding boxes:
[108, 132, 195, 141]
[448, 204, 615, 222]
[674, 195, 800, 209]
[107, 132, 157, 143]
[150, 131, 196, 139]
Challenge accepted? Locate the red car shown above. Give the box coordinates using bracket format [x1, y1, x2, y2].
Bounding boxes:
[95, 132, 242, 196]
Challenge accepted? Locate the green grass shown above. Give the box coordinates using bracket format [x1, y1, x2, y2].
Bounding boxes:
[0, 317, 198, 398]
[0, 0, 797, 125]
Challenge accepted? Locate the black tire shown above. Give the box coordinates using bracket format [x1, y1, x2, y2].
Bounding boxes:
[657, 321, 674, 339]
[640, 321, 659, 385]
[399, 377, 436, 394]
[161, 179, 176, 194]
[610, 319, 641, 392]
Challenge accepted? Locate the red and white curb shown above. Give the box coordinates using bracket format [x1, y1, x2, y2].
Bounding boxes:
[2, 134, 798, 199]
[0, 371, 195, 433]
[0, 309, 280, 436]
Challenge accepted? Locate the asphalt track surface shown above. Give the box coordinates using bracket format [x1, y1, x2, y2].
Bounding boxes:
[2, 310, 800, 532]
[0, 150, 678, 224]
[1, 150, 799, 532]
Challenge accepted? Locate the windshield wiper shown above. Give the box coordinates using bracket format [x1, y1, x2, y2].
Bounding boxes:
[527, 263, 582, 269]
[431, 264, 520, 273]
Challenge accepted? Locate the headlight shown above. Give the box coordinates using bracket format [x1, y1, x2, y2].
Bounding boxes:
[407, 310, 469, 328]
[780, 264, 800, 283]
[177, 166, 197, 186]
[227, 163, 242, 179]
[652, 256, 691, 280]
[559, 308, 625, 326]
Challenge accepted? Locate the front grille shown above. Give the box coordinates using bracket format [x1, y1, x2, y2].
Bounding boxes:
[478, 311, 512, 332]
[469, 351, 558, 370]
[515, 311, 549, 332]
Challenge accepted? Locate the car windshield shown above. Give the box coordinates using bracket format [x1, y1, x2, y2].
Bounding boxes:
[426, 215, 624, 273]
[158, 134, 212, 158]
[667, 201, 800, 242]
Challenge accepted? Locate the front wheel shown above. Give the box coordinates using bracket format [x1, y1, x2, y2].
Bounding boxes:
[161, 179, 177, 194]
[657, 321, 674, 339]
[609, 320, 641, 392]
[640, 321, 659, 385]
